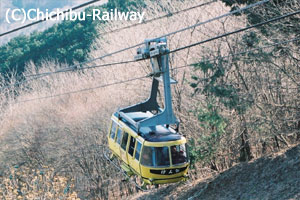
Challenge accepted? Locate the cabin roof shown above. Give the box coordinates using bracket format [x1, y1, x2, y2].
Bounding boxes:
[113, 111, 182, 142]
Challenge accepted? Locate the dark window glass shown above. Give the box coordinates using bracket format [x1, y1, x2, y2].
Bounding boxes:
[141, 146, 170, 167]
[128, 136, 136, 157]
[116, 128, 122, 145]
[141, 146, 153, 166]
[121, 132, 129, 150]
[110, 122, 117, 140]
[171, 144, 188, 165]
[135, 141, 142, 161]
[155, 146, 170, 166]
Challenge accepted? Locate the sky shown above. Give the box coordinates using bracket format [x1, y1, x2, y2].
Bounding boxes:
[0, 0, 108, 45]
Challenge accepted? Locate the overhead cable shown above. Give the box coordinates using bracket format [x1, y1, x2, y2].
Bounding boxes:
[16, 36, 300, 103]
[25, 0, 270, 79]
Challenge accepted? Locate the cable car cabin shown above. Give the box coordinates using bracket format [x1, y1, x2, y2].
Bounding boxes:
[107, 111, 189, 186]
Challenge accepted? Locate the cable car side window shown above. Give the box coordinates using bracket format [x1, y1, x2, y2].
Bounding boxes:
[128, 136, 136, 157]
[116, 127, 123, 145]
[171, 144, 188, 165]
[135, 141, 142, 161]
[121, 132, 129, 150]
[110, 121, 117, 140]
[141, 146, 153, 166]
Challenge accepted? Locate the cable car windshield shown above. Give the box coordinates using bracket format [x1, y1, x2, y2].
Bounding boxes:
[171, 144, 188, 165]
[141, 146, 170, 167]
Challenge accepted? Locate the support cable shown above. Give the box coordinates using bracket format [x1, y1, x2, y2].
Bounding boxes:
[15, 36, 300, 103]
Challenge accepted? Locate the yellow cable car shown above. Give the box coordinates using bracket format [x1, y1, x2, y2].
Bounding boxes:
[107, 38, 189, 188]
[108, 111, 189, 187]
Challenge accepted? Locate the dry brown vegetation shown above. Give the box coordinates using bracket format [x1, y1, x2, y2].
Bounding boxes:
[132, 143, 300, 200]
[1, 0, 300, 199]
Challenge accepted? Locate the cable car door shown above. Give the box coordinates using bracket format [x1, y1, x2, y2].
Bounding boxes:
[120, 131, 129, 164]
[127, 136, 141, 174]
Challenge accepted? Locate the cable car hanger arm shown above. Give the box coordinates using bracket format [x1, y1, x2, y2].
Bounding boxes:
[118, 38, 179, 133]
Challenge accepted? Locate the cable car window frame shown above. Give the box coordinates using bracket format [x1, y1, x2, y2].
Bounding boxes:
[135, 140, 142, 161]
[128, 136, 136, 157]
[141, 146, 153, 166]
[110, 121, 117, 140]
[116, 127, 123, 145]
[121, 131, 129, 150]
[141, 146, 170, 167]
[170, 144, 188, 165]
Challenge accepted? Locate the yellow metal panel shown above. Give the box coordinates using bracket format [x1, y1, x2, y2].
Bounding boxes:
[143, 176, 188, 185]
[127, 153, 140, 175]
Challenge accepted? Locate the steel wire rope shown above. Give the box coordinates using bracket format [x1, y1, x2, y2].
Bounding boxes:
[99, 0, 217, 36]
[1, 0, 218, 87]
[58, 0, 270, 70]
[0, 0, 268, 92]
[8, 0, 218, 58]
[168, 9, 300, 55]
[170, 37, 300, 71]
[0, 0, 217, 53]
[16, 36, 300, 103]
[2, 0, 276, 93]
[23, 0, 270, 80]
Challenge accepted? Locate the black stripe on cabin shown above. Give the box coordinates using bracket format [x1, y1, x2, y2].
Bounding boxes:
[150, 166, 188, 175]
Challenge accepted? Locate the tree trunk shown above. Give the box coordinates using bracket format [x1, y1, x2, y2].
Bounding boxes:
[239, 128, 253, 162]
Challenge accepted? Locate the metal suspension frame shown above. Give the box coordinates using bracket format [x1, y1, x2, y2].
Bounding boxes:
[118, 38, 179, 132]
